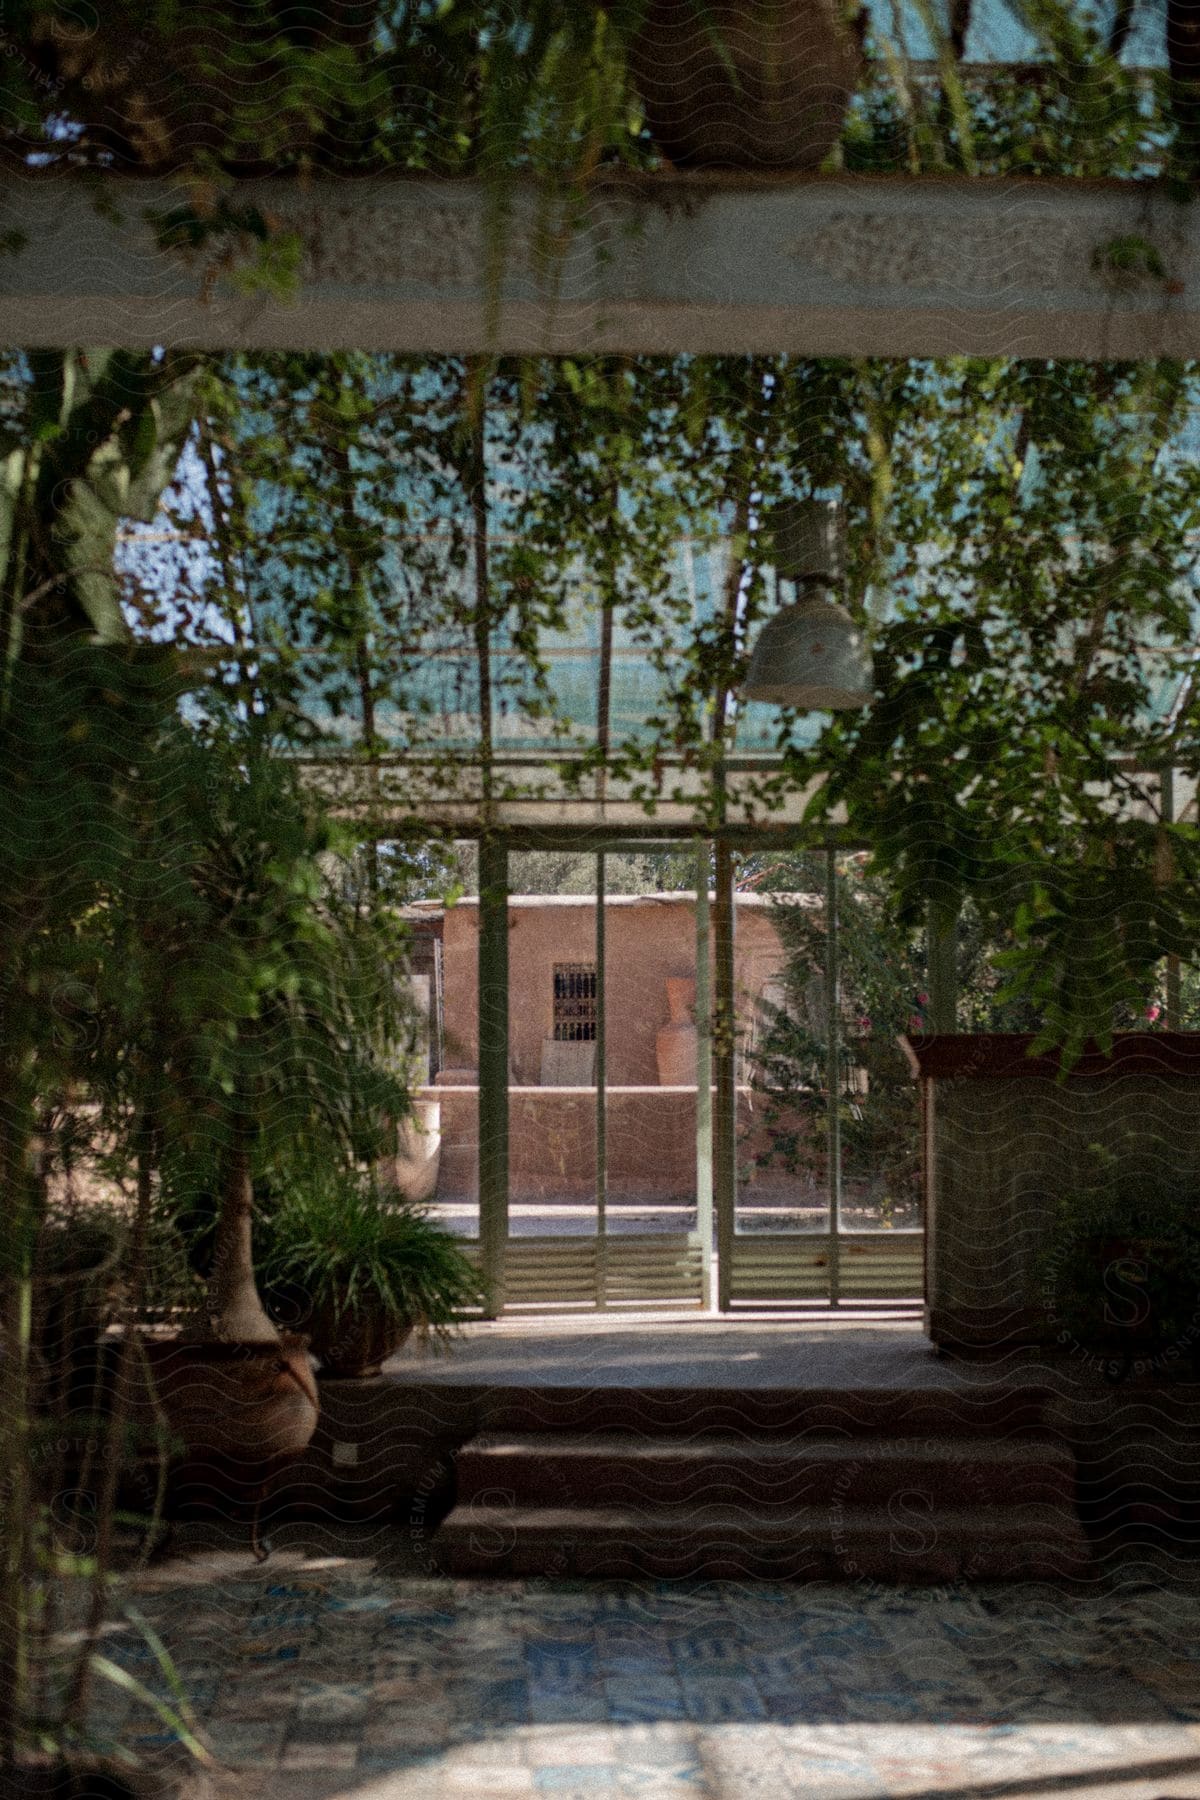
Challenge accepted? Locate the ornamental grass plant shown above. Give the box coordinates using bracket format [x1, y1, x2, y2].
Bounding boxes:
[261, 1165, 488, 1373]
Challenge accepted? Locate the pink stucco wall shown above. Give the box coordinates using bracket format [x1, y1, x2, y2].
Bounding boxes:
[439, 894, 786, 1084]
[434, 1085, 799, 1202]
[428, 894, 797, 1202]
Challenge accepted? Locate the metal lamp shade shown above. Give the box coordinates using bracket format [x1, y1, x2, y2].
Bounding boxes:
[742, 594, 874, 709]
[769, 498, 844, 584]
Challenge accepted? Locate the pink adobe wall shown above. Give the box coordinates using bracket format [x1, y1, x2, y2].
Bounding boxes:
[439, 894, 788, 1084]
[432, 895, 796, 1201]
[434, 1084, 803, 1202]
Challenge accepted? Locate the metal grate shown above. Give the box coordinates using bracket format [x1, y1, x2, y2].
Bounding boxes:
[730, 1232, 924, 1304]
[460, 1234, 705, 1311]
[553, 962, 597, 1041]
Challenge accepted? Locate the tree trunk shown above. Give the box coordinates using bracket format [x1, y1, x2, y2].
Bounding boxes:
[207, 1128, 277, 1344]
[63, 1119, 155, 1728]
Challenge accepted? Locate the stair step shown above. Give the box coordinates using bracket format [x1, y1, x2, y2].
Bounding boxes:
[442, 1384, 1062, 1440]
[433, 1501, 1091, 1581]
[455, 1432, 1078, 1509]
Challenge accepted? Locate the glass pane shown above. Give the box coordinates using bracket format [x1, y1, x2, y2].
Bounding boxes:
[838, 1030, 922, 1233]
[600, 845, 701, 1241]
[739, 858, 925, 1236]
[738, 882, 832, 1234]
[396, 839, 478, 1240]
[506, 841, 599, 1238]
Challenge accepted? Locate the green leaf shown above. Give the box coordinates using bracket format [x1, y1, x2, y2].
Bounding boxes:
[90, 1656, 213, 1765]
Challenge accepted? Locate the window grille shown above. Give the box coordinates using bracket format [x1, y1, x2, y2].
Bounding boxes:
[553, 962, 597, 1041]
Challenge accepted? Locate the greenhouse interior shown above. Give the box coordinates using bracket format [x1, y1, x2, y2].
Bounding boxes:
[5, 3, 1200, 1798]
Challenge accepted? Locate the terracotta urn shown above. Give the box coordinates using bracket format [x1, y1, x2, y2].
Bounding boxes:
[393, 1096, 442, 1203]
[144, 1331, 319, 1468]
[625, 0, 864, 171]
[656, 975, 698, 1086]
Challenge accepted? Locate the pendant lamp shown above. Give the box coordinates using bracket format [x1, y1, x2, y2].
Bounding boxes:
[742, 499, 873, 710]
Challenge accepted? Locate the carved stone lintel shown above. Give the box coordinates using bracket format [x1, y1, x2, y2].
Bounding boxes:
[295, 202, 484, 288]
[800, 213, 1155, 295]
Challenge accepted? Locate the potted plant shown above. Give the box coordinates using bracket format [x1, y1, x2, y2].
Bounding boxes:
[106, 732, 412, 1517]
[623, 0, 865, 170]
[143, 1118, 322, 1486]
[262, 1166, 488, 1380]
[1038, 1160, 1200, 1383]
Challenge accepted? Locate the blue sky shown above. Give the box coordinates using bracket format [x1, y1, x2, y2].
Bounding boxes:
[872, 0, 1166, 63]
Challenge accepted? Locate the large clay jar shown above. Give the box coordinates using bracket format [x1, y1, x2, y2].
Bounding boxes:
[656, 975, 698, 1086]
[145, 1332, 319, 1469]
[626, 0, 864, 171]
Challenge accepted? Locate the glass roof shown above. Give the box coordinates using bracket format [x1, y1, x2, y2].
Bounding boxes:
[261, 536, 826, 764]
[129, 356, 1200, 834]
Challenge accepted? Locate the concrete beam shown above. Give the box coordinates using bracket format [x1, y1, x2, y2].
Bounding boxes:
[305, 756, 837, 833]
[2, 171, 1198, 358]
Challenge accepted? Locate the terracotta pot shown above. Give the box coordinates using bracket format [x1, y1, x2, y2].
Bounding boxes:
[656, 975, 698, 1086]
[308, 1302, 413, 1380]
[144, 1332, 319, 1466]
[626, 0, 863, 171]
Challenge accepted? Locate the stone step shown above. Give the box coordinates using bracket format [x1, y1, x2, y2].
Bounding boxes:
[392, 1381, 1060, 1442]
[454, 1431, 1079, 1510]
[433, 1500, 1091, 1581]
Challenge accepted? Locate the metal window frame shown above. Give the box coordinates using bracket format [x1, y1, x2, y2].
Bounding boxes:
[471, 824, 856, 1314]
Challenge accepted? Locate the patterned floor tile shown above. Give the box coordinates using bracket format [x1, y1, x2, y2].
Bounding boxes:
[603, 1676, 689, 1722]
[523, 1731, 623, 1765]
[600, 1653, 679, 1680]
[355, 1747, 430, 1772]
[528, 1644, 601, 1683]
[530, 1696, 612, 1725]
[680, 1678, 768, 1723]
[279, 1741, 358, 1770]
[97, 1551, 1200, 1799]
[442, 1768, 537, 1795]
[532, 1763, 622, 1789]
[452, 1677, 532, 1721]
[363, 1705, 455, 1748]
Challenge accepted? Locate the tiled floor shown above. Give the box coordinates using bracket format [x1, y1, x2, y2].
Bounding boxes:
[99, 1531, 1200, 1800]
